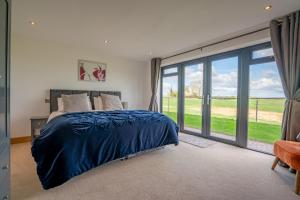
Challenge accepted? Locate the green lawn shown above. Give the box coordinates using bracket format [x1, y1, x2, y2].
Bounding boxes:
[162, 97, 285, 113]
[164, 111, 281, 144]
[162, 96, 284, 144]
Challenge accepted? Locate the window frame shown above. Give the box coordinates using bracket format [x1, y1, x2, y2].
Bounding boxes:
[160, 64, 180, 123]
[160, 42, 282, 153]
[181, 60, 206, 135]
[162, 67, 178, 75]
[249, 42, 275, 65]
[208, 52, 241, 144]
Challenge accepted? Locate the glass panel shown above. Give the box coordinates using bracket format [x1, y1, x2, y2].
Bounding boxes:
[248, 61, 284, 153]
[210, 56, 238, 141]
[162, 76, 178, 123]
[0, 0, 7, 140]
[252, 48, 274, 59]
[163, 67, 178, 74]
[184, 63, 204, 133]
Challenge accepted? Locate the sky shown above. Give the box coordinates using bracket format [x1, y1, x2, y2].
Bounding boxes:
[163, 56, 285, 98]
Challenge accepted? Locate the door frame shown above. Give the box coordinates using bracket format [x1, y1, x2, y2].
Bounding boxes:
[206, 50, 241, 146]
[180, 58, 208, 137]
[0, 0, 11, 199]
[160, 42, 277, 149]
[160, 64, 180, 124]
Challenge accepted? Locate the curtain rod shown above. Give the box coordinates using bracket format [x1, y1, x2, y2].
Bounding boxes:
[162, 26, 270, 60]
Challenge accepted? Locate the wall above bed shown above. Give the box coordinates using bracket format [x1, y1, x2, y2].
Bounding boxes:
[11, 34, 151, 138]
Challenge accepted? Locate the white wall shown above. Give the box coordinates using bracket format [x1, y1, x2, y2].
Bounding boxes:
[11, 34, 150, 138]
[161, 29, 270, 66]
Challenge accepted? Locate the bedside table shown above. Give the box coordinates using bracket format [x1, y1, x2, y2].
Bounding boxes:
[30, 116, 49, 141]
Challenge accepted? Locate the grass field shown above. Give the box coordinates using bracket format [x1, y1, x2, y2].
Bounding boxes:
[162, 97, 284, 144]
[163, 97, 285, 113]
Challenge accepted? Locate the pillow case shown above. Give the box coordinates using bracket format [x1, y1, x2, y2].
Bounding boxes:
[57, 96, 92, 112]
[57, 98, 64, 112]
[101, 94, 123, 111]
[93, 96, 104, 110]
[61, 93, 92, 112]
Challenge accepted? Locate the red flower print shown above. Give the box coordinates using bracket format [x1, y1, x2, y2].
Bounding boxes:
[79, 66, 85, 80]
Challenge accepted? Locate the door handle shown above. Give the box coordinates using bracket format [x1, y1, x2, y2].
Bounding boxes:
[2, 165, 8, 170]
[206, 94, 211, 105]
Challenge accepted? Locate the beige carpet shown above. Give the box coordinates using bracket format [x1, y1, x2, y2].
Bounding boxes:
[11, 138, 299, 200]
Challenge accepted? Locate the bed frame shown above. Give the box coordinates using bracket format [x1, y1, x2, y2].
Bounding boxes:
[49, 89, 121, 112]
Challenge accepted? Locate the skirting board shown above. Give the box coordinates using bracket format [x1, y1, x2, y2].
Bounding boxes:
[11, 136, 31, 144]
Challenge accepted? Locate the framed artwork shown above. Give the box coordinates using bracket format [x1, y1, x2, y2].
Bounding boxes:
[78, 59, 106, 82]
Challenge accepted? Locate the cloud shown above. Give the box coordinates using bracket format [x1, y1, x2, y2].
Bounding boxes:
[250, 69, 284, 97]
[250, 77, 284, 97]
[162, 64, 284, 98]
[185, 64, 203, 85]
[211, 67, 238, 96]
[250, 78, 281, 91]
[163, 78, 178, 96]
[262, 70, 277, 78]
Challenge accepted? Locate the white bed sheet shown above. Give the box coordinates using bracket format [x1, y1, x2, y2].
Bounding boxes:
[48, 111, 65, 122]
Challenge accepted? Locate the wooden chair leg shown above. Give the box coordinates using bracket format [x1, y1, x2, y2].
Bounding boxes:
[271, 157, 279, 170]
[296, 170, 300, 195]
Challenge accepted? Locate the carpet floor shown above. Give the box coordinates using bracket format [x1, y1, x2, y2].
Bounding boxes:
[179, 133, 217, 148]
[11, 135, 298, 200]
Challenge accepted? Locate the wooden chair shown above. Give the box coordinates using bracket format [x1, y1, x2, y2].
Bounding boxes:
[272, 140, 300, 194]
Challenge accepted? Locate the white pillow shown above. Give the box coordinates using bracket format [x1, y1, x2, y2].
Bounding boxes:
[93, 96, 104, 110]
[101, 94, 123, 111]
[61, 93, 92, 112]
[57, 98, 64, 112]
[58, 96, 92, 112]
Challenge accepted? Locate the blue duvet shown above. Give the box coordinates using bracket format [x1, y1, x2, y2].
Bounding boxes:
[31, 110, 179, 189]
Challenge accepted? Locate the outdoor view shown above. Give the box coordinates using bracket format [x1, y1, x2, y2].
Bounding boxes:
[162, 47, 285, 150]
[210, 56, 238, 141]
[248, 61, 284, 149]
[184, 63, 203, 133]
[162, 75, 178, 123]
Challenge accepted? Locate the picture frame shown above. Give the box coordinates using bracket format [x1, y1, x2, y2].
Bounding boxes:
[78, 59, 106, 82]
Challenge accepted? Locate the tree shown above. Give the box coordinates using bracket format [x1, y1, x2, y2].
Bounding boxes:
[169, 87, 178, 97]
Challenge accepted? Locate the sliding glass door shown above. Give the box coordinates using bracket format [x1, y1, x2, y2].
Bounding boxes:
[183, 62, 204, 133]
[209, 56, 239, 142]
[160, 42, 285, 153]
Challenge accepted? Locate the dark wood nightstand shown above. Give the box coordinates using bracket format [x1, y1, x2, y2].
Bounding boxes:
[30, 116, 49, 141]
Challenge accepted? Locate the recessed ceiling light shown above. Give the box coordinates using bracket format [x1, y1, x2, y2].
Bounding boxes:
[104, 40, 109, 44]
[29, 21, 36, 26]
[264, 5, 272, 11]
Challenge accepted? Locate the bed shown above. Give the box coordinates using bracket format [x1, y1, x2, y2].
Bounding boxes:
[31, 89, 179, 189]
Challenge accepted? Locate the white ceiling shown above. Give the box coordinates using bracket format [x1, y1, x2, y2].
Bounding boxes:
[12, 0, 300, 62]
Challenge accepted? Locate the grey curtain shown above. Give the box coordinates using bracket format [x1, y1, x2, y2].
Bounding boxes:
[148, 58, 162, 112]
[270, 10, 300, 141]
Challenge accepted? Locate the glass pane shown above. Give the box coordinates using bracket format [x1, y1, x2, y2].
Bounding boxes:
[210, 56, 238, 141]
[162, 76, 178, 123]
[163, 67, 177, 74]
[248, 61, 284, 154]
[252, 48, 274, 59]
[184, 63, 203, 133]
[0, 0, 7, 140]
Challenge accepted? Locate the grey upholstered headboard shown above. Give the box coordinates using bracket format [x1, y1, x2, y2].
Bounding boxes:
[50, 89, 121, 112]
